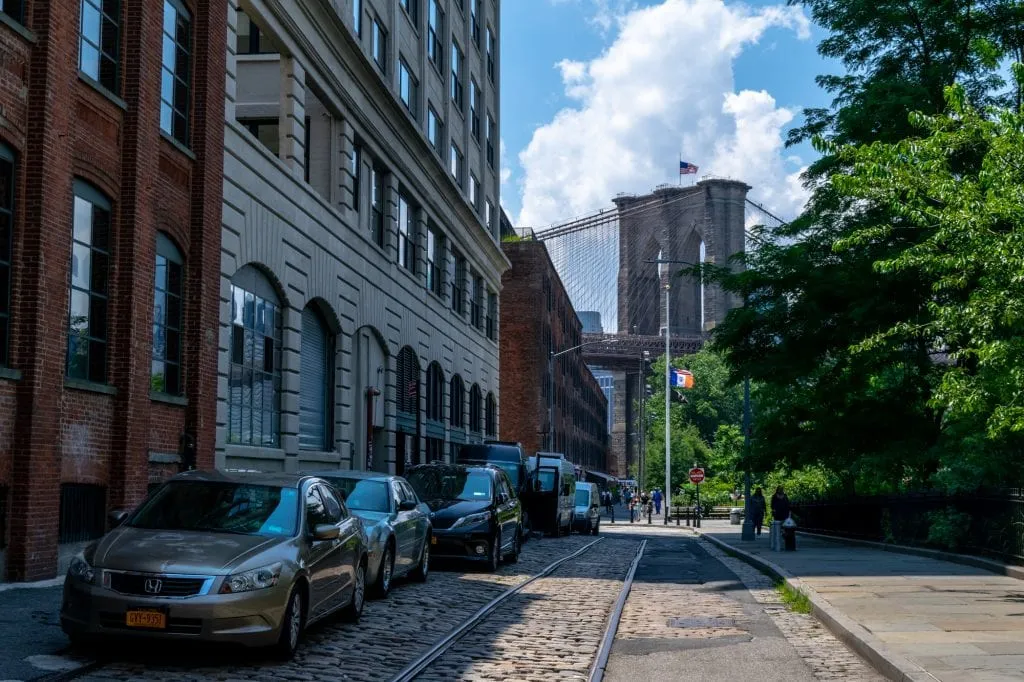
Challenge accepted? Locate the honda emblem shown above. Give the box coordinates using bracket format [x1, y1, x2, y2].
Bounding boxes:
[144, 578, 163, 594]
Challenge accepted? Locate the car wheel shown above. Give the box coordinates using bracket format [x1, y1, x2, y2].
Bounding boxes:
[592, 519, 600, 536]
[273, 587, 305, 660]
[411, 536, 430, 582]
[488, 529, 501, 572]
[373, 543, 394, 598]
[342, 561, 366, 622]
[505, 526, 521, 563]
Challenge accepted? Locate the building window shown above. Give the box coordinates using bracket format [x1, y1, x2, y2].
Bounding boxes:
[486, 113, 495, 168]
[236, 10, 279, 54]
[471, 0, 480, 47]
[372, 18, 386, 73]
[469, 78, 480, 141]
[228, 266, 282, 447]
[350, 143, 361, 212]
[426, 224, 444, 297]
[486, 290, 497, 340]
[452, 250, 466, 315]
[1, 0, 24, 24]
[238, 118, 280, 157]
[469, 384, 482, 433]
[469, 174, 479, 211]
[0, 145, 12, 368]
[450, 41, 463, 108]
[67, 181, 111, 384]
[79, 0, 120, 93]
[398, 193, 417, 273]
[427, 105, 443, 154]
[152, 234, 184, 396]
[371, 164, 386, 247]
[160, 0, 191, 145]
[299, 305, 332, 451]
[399, 59, 417, 117]
[485, 392, 496, 436]
[427, 0, 443, 70]
[400, 0, 417, 25]
[426, 362, 444, 422]
[450, 374, 464, 428]
[352, 0, 361, 36]
[486, 26, 495, 82]
[450, 142, 462, 184]
[426, 437, 444, 462]
[470, 272, 483, 329]
[485, 199, 493, 232]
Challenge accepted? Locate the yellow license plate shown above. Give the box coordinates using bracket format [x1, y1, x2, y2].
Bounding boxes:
[125, 610, 166, 629]
[431, 536, 438, 545]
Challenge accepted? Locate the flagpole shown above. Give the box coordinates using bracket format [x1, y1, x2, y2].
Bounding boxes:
[678, 153, 682, 186]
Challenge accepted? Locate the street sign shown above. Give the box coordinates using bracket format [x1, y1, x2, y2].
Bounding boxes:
[689, 467, 705, 484]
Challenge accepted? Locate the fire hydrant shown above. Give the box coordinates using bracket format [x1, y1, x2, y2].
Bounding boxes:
[782, 516, 797, 551]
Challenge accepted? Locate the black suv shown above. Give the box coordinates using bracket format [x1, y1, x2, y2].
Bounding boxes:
[456, 440, 533, 539]
[405, 462, 522, 571]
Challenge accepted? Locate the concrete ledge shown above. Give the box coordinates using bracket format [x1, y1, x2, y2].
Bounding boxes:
[798, 530, 1024, 581]
[696, 530, 935, 682]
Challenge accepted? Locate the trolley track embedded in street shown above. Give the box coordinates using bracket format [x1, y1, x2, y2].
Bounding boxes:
[588, 539, 647, 682]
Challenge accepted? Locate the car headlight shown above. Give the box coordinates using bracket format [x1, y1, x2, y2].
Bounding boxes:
[68, 555, 95, 584]
[220, 563, 282, 594]
[450, 511, 492, 529]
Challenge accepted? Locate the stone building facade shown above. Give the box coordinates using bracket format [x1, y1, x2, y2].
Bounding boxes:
[499, 240, 608, 471]
[0, 0, 226, 580]
[220, 0, 507, 476]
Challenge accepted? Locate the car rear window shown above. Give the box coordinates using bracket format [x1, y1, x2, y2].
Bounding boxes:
[407, 468, 492, 502]
[326, 478, 389, 513]
[128, 481, 299, 537]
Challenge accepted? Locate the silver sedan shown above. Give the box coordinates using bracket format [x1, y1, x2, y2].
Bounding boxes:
[309, 471, 431, 597]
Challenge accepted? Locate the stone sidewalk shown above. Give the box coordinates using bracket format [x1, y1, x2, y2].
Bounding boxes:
[699, 521, 1024, 682]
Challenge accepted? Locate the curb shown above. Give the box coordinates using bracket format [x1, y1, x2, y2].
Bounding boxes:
[797, 531, 1024, 581]
[694, 530, 937, 682]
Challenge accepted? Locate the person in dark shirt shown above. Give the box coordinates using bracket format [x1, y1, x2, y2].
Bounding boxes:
[770, 486, 791, 521]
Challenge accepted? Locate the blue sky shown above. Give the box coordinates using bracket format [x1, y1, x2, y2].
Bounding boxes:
[498, 0, 840, 227]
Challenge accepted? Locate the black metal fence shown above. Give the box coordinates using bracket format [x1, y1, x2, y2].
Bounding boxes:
[792, 490, 1024, 565]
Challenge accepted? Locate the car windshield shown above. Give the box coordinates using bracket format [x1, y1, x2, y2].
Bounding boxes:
[493, 462, 519, 488]
[407, 469, 492, 502]
[326, 478, 389, 513]
[128, 481, 299, 537]
[575, 489, 590, 506]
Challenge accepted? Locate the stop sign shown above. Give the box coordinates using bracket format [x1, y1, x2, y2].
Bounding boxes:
[689, 467, 705, 484]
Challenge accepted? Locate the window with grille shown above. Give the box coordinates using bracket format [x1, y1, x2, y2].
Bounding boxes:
[469, 174, 480, 212]
[67, 180, 111, 384]
[470, 78, 480, 140]
[486, 26, 495, 82]
[427, 105, 443, 154]
[470, 0, 480, 46]
[450, 142, 462, 184]
[152, 234, 184, 396]
[350, 143, 361, 212]
[469, 384, 482, 433]
[485, 392, 496, 436]
[372, 18, 387, 73]
[396, 346, 420, 415]
[160, 0, 191, 145]
[79, 0, 120, 93]
[486, 291, 497, 340]
[426, 362, 444, 421]
[450, 41, 463, 107]
[371, 164, 386, 247]
[452, 251, 467, 315]
[398, 193, 417, 274]
[59, 484, 106, 544]
[399, 59, 418, 117]
[471, 273, 483, 329]
[352, 0, 362, 36]
[486, 113, 495, 168]
[426, 225, 444, 297]
[450, 374, 464, 427]
[427, 0, 443, 70]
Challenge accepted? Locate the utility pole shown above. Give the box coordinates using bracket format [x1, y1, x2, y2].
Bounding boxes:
[741, 376, 755, 541]
[664, 280, 671, 525]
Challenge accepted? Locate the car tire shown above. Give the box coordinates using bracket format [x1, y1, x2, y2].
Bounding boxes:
[410, 536, 430, 582]
[488, 529, 501, 572]
[273, 587, 305, 660]
[592, 519, 600, 536]
[505, 526, 521, 563]
[341, 561, 366, 622]
[372, 543, 394, 598]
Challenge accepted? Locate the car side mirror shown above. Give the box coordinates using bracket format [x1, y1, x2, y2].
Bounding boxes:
[108, 510, 130, 527]
[312, 524, 341, 541]
[398, 500, 417, 511]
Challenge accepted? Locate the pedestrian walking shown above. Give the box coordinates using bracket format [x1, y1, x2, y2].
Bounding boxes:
[749, 487, 766, 536]
[770, 486, 791, 521]
[652, 489, 663, 515]
[640, 490, 651, 520]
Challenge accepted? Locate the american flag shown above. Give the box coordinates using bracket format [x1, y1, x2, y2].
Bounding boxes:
[679, 161, 699, 175]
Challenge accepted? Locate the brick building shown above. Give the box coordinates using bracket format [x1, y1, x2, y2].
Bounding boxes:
[499, 239, 608, 472]
[0, 0, 225, 581]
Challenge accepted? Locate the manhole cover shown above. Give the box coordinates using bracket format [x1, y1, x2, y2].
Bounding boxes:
[667, 617, 736, 628]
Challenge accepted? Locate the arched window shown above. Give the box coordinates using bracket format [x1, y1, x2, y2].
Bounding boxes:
[228, 265, 282, 447]
[67, 179, 112, 383]
[152, 233, 184, 396]
[450, 374, 464, 428]
[0, 143, 14, 367]
[485, 392, 496, 437]
[426, 362, 444, 422]
[469, 384, 482, 433]
[299, 304, 332, 450]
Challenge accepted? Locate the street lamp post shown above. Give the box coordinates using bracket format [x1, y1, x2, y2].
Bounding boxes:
[741, 376, 755, 541]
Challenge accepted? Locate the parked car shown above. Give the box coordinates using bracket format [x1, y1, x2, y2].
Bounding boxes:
[59, 470, 368, 659]
[405, 462, 522, 571]
[572, 481, 601, 535]
[525, 452, 576, 537]
[456, 440, 534, 539]
[307, 470, 430, 597]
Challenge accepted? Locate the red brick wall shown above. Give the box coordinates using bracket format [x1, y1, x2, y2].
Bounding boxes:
[0, 0, 226, 580]
[499, 241, 609, 472]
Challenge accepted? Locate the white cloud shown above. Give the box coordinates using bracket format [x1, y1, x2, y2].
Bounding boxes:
[518, 0, 812, 228]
